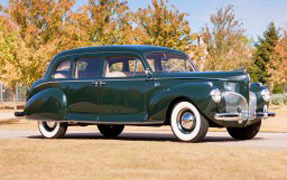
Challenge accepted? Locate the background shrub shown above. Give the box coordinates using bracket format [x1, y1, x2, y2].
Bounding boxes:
[271, 94, 287, 105]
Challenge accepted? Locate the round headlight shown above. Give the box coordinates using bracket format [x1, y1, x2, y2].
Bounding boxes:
[211, 89, 222, 103]
[261, 88, 271, 102]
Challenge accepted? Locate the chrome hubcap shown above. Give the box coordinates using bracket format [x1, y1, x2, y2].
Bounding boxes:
[46, 121, 57, 129]
[180, 112, 195, 130]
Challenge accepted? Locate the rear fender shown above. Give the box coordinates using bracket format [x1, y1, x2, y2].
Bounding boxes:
[24, 88, 67, 120]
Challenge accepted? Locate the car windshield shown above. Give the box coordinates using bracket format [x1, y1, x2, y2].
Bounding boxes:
[146, 52, 196, 73]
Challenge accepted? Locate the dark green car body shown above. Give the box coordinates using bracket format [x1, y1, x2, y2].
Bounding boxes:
[23, 45, 273, 128]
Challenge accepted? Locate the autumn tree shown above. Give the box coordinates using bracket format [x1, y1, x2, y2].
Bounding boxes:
[5, 0, 81, 86]
[74, 0, 136, 45]
[0, 16, 29, 110]
[134, 0, 202, 57]
[249, 22, 280, 86]
[201, 5, 252, 71]
[0, 0, 206, 111]
[267, 30, 287, 90]
[0, 0, 90, 109]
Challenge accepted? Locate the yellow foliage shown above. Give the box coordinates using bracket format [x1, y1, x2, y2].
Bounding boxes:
[0, 0, 204, 89]
[267, 31, 287, 86]
[201, 5, 252, 71]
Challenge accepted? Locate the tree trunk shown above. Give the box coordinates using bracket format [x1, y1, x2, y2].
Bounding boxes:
[12, 89, 17, 111]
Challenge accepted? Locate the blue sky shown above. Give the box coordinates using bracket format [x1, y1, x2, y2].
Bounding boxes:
[1, 0, 287, 40]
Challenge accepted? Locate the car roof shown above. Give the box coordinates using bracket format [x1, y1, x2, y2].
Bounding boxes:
[53, 45, 184, 60]
[45, 45, 188, 79]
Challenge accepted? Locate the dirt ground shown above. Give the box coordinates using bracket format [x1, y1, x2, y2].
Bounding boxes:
[0, 138, 287, 180]
[260, 105, 287, 132]
[0, 104, 286, 180]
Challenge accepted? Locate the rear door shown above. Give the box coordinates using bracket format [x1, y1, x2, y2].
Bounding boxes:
[66, 54, 103, 121]
[98, 53, 148, 123]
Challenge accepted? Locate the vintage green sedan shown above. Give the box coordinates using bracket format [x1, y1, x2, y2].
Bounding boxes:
[16, 45, 275, 142]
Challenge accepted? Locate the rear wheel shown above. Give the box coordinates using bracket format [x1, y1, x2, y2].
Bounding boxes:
[97, 125, 124, 138]
[227, 121, 261, 140]
[170, 101, 209, 142]
[38, 121, 68, 138]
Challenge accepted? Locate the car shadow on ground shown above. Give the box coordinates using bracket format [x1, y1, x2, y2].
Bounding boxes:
[27, 132, 263, 143]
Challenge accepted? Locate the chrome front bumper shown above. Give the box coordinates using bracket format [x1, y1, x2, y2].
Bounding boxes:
[214, 111, 275, 121]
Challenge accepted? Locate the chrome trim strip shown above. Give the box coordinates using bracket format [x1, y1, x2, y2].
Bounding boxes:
[66, 121, 163, 125]
[101, 78, 148, 81]
[28, 119, 164, 125]
[34, 76, 230, 88]
[34, 78, 149, 88]
[214, 112, 243, 121]
[154, 77, 229, 81]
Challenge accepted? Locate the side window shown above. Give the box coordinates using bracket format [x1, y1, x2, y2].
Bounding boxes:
[129, 60, 145, 73]
[147, 59, 155, 72]
[52, 60, 71, 79]
[110, 62, 123, 73]
[105, 56, 145, 78]
[146, 53, 195, 72]
[75, 57, 101, 79]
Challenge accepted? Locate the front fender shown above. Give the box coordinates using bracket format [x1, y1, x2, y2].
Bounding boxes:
[24, 88, 67, 120]
[148, 82, 216, 122]
[250, 82, 269, 111]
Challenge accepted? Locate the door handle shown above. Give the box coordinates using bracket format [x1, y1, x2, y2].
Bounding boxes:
[92, 81, 106, 87]
[99, 81, 106, 86]
[92, 81, 98, 86]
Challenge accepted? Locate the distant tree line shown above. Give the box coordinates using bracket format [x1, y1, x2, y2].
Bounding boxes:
[200, 4, 286, 93]
[0, 0, 286, 109]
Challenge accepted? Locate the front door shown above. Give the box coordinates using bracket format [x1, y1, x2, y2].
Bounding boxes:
[98, 53, 148, 123]
[67, 55, 103, 121]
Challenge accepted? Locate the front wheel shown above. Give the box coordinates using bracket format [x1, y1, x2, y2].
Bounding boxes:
[170, 101, 209, 142]
[38, 121, 68, 138]
[97, 125, 124, 138]
[227, 121, 261, 140]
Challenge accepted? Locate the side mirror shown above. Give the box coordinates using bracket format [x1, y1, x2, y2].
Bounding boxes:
[145, 68, 153, 79]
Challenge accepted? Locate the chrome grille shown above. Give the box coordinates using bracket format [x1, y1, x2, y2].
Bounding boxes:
[222, 91, 249, 120]
[249, 92, 257, 120]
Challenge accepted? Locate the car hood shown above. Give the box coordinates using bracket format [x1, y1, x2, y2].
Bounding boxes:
[154, 71, 250, 84]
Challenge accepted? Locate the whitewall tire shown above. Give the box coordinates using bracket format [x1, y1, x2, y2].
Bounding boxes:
[170, 101, 209, 142]
[38, 121, 68, 139]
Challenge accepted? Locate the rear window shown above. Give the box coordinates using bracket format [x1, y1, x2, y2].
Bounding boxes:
[52, 60, 71, 79]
